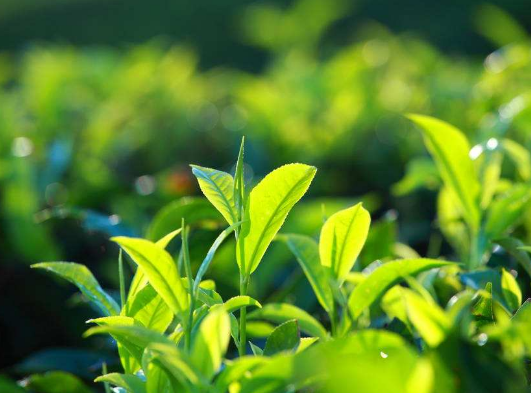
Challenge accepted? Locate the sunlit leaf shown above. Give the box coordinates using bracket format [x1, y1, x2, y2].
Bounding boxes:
[408, 114, 480, 231]
[191, 165, 237, 225]
[222, 296, 262, 313]
[191, 306, 231, 380]
[32, 262, 119, 316]
[501, 268, 521, 312]
[95, 373, 146, 393]
[348, 258, 451, 320]
[495, 237, 531, 278]
[248, 303, 327, 338]
[123, 284, 173, 333]
[238, 164, 316, 275]
[112, 237, 189, 317]
[320, 203, 370, 282]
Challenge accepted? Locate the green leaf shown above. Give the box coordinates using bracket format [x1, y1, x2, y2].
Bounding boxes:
[437, 187, 469, 259]
[296, 337, 319, 353]
[0, 376, 25, 393]
[85, 323, 174, 365]
[263, 320, 300, 356]
[191, 165, 237, 225]
[278, 234, 334, 313]
[495, 237, 531, 278]
[248, 303, 327, 339]
[112, 237, 189, 317]
[95, 373, 146, 393]
[234, 137, 246, 218]
[214, 356, 268, 393]
[485, 184, 531, 239]
[223, 296, 262, 313]
[123, 284, 173, 333]
[400, 288, 450, 347]
[32, 262, 119, 316]
[190, 306, 231, 380]
[144, 342, 204, 388]
[24, 371, 92, 393]
[407, 114, 480, 231]
[128, 228, 182, 301]
[348, 258, 451, 320]
[319, 203, 371, 282]
[471, 282, 494, 327]
[501, 268, 521, 312]
[503, 139, 531, 181]
[238, 163, 316, 275]
[250, 342, 264, 355]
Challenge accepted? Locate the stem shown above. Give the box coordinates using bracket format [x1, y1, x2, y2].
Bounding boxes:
[182, 223, 194, 353]
[102, 362, 111, 393]
[118, 249, 126, 309]
[330, 302, 338, 337]
[238, 274, 249, 356]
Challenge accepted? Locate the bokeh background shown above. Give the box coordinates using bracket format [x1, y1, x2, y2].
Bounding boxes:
[1, 0, 531, 387]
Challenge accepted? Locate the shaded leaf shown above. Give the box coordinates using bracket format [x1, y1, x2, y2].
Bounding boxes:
[95, 373, 146, 393]
[264, 320, 300, 356]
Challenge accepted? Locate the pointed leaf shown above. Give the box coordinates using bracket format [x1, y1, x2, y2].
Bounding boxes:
[112, 237, 189, 317]
[24, 371, 92, 393]
[348, 258, 451, 320]
[278, 233, 334, 313]
[495, 237, 531, 278]
[248, 303, 327, 339]
[238, 163, 316, 275]
[408, 114, 480, 231]
[95, 373, 146, 393]
[319, 203, 371, 281]
[263, 320, 300, 356]
[191, 165, 237, 225]
[32, 262, 119, 316]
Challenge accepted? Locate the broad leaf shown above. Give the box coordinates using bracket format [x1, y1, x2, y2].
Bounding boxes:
[408, 114, 480, 231]
[503, 139, 531, 181]
[263, 320, 300, 356]
[95, 373, 146, 393]
[238, 164, 316, 275]
[248, 303, 327, 339]
[112, 237, 189, 317]
[32, 262, 119, 316]
[279, 233, 334, 313]
[214, 356, 269, 393]
[471, 282, 494, 328]
[319, 203, 370, 282]
[191, 165, 237, 225]
[348, 258, 451, 320]
[191, 306, 231, 380]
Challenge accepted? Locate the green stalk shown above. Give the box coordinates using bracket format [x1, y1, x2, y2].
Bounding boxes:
[102, 362, 111, 393]
[118, 249, 126, 309]
[182, 222, 194, 353]
[239, 274, 249, 356]
[330, 303, 338, 337]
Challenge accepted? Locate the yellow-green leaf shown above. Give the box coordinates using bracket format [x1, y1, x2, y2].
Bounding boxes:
[112, 237, 189, 317]
[408, 114, 480, 231]
[238, 163, 316, 275]
[501, 268, 522, 312]
[319, 203, 370, 282]
[191, 165, 237, 225]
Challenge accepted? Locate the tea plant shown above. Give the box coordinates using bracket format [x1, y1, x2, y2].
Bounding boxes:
[23, 118, 531, 392]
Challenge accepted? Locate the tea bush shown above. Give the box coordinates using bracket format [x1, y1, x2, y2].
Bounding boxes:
[7, 114, 531, 392]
